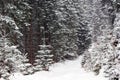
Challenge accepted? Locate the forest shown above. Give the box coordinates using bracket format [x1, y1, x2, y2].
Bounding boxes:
[0, 0, 120, 80]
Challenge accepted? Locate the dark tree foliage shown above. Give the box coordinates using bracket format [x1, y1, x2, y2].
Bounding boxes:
[30, 0, 56, 70]
[51, 0, 91, 61]
[77, 23, 91, 55]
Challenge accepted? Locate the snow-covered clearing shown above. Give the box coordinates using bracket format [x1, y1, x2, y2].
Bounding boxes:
[9, 56, 107, 80]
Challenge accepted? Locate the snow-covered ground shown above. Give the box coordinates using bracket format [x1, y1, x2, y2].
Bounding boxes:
[9, 56, 108, 80]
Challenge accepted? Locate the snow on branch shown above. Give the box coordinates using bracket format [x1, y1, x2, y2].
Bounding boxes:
[0, 14, 23, 36]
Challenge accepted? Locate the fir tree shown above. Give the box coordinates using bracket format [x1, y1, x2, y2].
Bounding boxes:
[52, 0, 85, 61]
[33, 0, 55, 71]
[0, 0, 34, 78]
[81, 1, 120, 80]
[34, 27, 54, 71]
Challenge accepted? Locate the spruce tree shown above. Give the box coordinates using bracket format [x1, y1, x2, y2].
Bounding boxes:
[0, 0, 34, 77]
[81, 1, 120, 79]
[33, 0, 55, 71]
[52, 0, 88, 61]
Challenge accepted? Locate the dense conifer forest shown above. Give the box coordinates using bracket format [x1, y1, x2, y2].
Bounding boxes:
[0, 0, 120, 80]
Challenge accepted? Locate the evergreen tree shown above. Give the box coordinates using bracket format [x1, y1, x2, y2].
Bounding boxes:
[34, 45, 53, 71]
[0, 0, 32, 46]
[103, 4, 120, 79]
[0, 14, 29, 79]
[33, 0, 55, 71]
[81, 1, 120, 80]
[0, 0, 34, 78]
[52, 0, 87, 61]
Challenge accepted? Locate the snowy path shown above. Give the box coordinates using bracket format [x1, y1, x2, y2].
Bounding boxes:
[9, 56, 107, 80]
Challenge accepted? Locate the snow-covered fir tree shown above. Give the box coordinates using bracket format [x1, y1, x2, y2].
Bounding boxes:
[34, 45, 53, 71]
[0, 0, 34, 78]
[0, 14, 32, 79]
[82, 0, 120, 80]
[52, 0, 88, 61]
[34, 27, 54, 71]
[103, 3, 120, 79]
[33, 0, 55, 71]
[0, 0, 32, 46]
